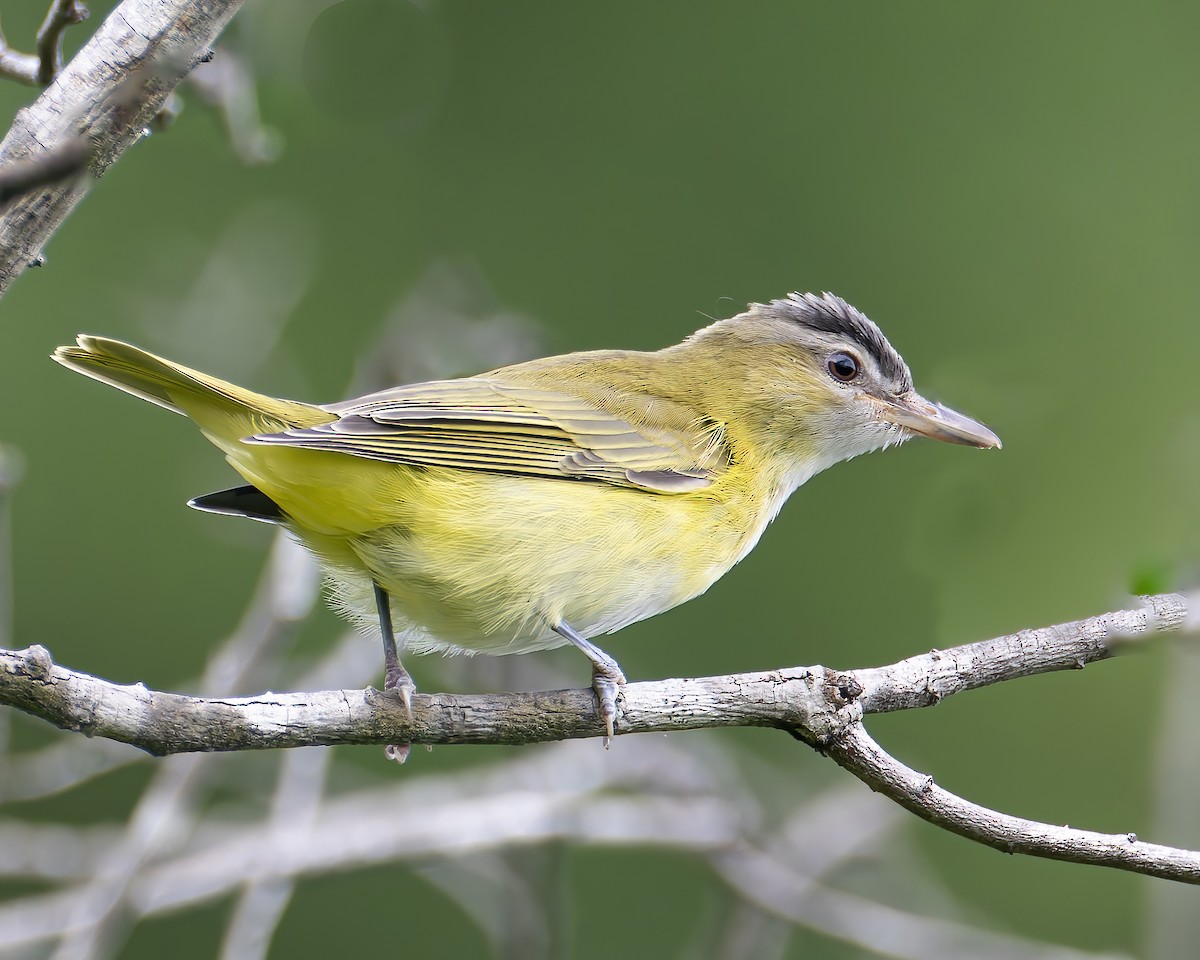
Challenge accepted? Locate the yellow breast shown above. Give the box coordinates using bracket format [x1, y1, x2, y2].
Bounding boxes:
[266, 453, 777, 657]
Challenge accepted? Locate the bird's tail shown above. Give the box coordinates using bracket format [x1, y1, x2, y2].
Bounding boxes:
[51, 335, 330, 439]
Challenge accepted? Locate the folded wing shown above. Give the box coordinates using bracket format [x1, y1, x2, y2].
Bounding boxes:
[247, 378, 727, 494]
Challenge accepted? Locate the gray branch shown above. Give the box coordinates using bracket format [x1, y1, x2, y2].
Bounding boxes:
[1, 594, 1188, 754]
[36, 0, 91, 87]
[0, 737, 1131, 960]
[0, 138, 89, 205]
[0, 1, 90, 87]
[853, 592, 1189, 712]
[0, 0, 245, 293]
[825, 723, 1200, 884]
[1, 592, 1198, 885]
[0, 34, 39, 86]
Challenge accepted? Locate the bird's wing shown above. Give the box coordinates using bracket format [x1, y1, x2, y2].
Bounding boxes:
[247, 378, 726, 494]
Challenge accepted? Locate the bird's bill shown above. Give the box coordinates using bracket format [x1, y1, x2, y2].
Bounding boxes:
[871, 392, 1001, 449]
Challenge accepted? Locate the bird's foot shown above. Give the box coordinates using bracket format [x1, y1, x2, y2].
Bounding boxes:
[383, 663, 416, 763]
[591, 661, 627, 748]
[385, 663, 416, 716]
[552, 619, 628, 747]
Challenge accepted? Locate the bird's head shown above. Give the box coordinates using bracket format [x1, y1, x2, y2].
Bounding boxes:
[687, 291, 999, 477]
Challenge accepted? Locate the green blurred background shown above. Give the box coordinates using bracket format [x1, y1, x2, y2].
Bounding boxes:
[2, 1, 1199, 957]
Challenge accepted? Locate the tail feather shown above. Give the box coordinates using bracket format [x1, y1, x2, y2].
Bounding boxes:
[51, 336, 328, 432]
[189, 484, 286, 523]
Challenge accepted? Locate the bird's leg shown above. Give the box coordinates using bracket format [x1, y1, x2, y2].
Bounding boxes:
[553, 620, 626, 747]
[375, 581, 415, 763]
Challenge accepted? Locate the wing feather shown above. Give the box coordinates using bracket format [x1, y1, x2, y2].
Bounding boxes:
[248, 378, 726, 493]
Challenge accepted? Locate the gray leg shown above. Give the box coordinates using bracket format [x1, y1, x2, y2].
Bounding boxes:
[375, 582, 415, 763]
[553, 620, 627, 746]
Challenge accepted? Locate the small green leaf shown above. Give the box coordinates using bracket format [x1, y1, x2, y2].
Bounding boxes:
[1128, 560, 1175, 597]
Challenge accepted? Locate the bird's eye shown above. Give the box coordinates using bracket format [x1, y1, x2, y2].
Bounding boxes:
[827, 352, 859, 383]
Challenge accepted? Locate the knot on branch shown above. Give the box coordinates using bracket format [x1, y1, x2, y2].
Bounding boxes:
[783, 667, 864, 750]
[22, 643, 54, 680]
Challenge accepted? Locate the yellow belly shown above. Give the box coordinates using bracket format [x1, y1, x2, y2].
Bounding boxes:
[247, 451, 770, 657]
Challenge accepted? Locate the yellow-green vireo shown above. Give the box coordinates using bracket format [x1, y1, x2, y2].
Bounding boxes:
[54, 292, 999, 753]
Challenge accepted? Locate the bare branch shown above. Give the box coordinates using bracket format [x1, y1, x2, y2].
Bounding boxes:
[0, 444, 21, 656]
[0, 647, 851, 753]
[1146, 646, 1200, 955]
[36, 0, 90, 86]
[824, 723, 1200, 883]
[716, 847, 1130, 960]
[1, 593, 1191, 755]
[0, 821, 120, 881]
[0, 2, 91, 87]
[0, 31, 39, 86]
[217, 748, 330, 960]
[0, 758, 1126, 960]
[712, 786, 1130, 960]
[0, 138, 89, 205]
[0, 0, 246, 294]
[1, 592, 1197, 888]
[134, 788, 743, 915]
[0, 737, 143, 803]
[186, 51, 280, 165]
[854, 592, 1189, 714]
[51, 539, 317, 960]
[0, 738, 745, 952]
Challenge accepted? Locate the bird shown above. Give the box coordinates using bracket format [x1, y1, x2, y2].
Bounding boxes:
[53, 292, 999, 757]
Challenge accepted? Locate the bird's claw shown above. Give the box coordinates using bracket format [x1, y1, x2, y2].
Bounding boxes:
[384, 665, 416, 762]
[591, 666, 626, 748]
